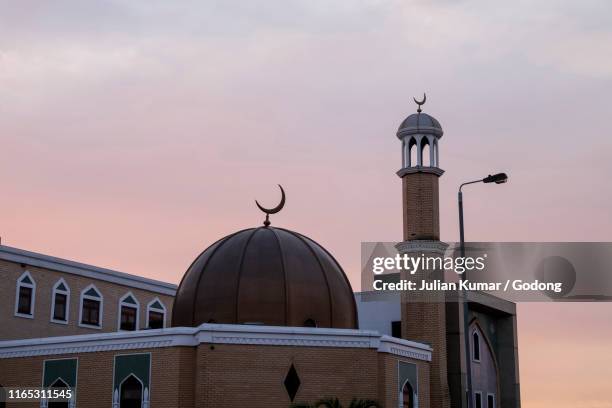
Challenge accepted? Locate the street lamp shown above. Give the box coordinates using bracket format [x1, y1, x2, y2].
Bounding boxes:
[458, 172, 508, 408]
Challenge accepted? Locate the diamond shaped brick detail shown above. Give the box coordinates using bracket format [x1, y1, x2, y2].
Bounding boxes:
[283, 364, 301, 401]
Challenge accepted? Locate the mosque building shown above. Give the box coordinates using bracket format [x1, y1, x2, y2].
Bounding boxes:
[0, 99, 520, 407]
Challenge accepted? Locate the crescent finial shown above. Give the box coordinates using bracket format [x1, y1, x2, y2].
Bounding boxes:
[413, 93, 426, 113]
[255, 185, 286, 226]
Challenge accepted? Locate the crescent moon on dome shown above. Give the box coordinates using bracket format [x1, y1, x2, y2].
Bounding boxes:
[256, 184, 286, 214]
[413, 93, 427, 106]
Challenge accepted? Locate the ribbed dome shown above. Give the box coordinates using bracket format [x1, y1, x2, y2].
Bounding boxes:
[172, 226, 358, 329]
[397, 112, 443, 137]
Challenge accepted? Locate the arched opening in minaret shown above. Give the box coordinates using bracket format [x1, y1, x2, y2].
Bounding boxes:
[409, 137, 418, 167]
[421, 138, 431, 167]
[433, 140, 438, 167]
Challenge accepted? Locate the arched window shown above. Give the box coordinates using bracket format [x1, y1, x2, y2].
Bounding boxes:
[303, 318, 317, 328]
[401, 380, 415, 408]
[14, 271, 36, 318]
[51, 279, 70, 324]
[48, 378, 69, 408]
[120, 374, 143, 408]
[472, 330, 481, 362]
[79, 284, 103, 329]
[118, 292, 140, 331]
[146, 298, 166, 329]
[433, 139, 439, 167]
[421, 138, 431, 167]
[409, 137, 418, 167]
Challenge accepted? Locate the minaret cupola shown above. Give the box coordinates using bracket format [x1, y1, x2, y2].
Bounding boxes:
[397, 94, 444, 177]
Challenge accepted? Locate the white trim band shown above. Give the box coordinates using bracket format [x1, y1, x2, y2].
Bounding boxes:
[0, 324, 432, 361]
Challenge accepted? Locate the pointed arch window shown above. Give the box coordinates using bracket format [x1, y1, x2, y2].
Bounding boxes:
[14, 271, 36, 318]
[79, 284, 103, 329]
[48, 378, 70, 408]
[51, 279, 70, 324]
[146, 298, 166, 329]
[118, 292, 140, 331]
[119, 374, 143, 408]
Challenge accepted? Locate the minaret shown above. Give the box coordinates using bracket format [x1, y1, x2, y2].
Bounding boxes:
[396, 95, 451, 408]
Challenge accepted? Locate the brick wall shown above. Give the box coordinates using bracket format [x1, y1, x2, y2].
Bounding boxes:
[195, 344, 380, 407]
[0, 259, 174, 340]
[0, 344, 430, 408]
[0, 347, 195, 408]
[402, 172, 440, 241]
[401, 170, 451, 407]
[378, 352, 430, 408]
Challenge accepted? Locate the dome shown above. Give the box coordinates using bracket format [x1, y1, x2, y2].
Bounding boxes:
[397, 112, 443, 138]
[171, 226, 358, 329]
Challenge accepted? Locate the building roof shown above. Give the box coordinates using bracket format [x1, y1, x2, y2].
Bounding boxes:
[172, 226, 358, 329]
[0, 245, 177, 296]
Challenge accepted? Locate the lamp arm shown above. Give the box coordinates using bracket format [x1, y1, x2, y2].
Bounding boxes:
[459, 179, 483, 193]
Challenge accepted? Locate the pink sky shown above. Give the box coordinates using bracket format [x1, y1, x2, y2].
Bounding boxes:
[1, 1, 611, 406]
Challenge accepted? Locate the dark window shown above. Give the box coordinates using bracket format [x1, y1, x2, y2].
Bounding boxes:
[81, 298, 100, 326]
[0, 384, 5, 408]
[17, 286, 33, 315]
[303, 318, 317, 327]
[487, 394, 495, 408]
[473, 331, 481, 361]
[53, 293, 67, 321]
[120, 306, 137, 331]
[148, 311, 164, 329]
[475, 392, 482, 408]
[120, 375, 142, 408]
[48, 378, 69, 408]
[402, 381, 414, 408]
[392, 321, 402, 338]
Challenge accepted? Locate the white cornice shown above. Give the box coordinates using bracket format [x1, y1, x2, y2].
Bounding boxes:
[0, 324, 432, 362]
[0, 245, 177, 296]
[395, 240, 449, 256]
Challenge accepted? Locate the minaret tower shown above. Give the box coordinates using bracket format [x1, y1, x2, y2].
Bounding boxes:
[396, 94, 451, 408]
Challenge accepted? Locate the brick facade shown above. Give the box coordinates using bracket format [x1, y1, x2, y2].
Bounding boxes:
[402, 172, 440, 241]
[0, 259, 174, 340]
[400, 169, 452, 408]
[0, 344, 428, 408]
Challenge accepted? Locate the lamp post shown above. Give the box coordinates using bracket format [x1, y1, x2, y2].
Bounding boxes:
[458, 172, 508, 408]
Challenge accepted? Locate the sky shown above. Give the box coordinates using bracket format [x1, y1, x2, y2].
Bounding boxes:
[1, 1, 611, 406]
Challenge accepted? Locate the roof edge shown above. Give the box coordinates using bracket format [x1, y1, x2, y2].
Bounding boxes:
[0, 245, 177, 296]
[0, 323, 432, 361]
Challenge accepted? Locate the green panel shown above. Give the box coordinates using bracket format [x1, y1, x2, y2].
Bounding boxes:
[21, 275, 33, 284]
[113, 354, 150, 389]
[43, 359, 77, 387]
[57, 282, 67, 291]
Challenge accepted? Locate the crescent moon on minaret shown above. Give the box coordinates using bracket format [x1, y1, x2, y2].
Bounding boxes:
[413, 93, 426, 112]
[256, 184, 286, 215]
